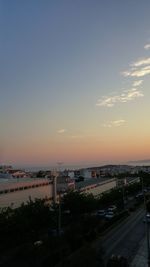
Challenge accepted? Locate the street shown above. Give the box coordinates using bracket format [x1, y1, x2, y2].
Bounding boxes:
[93, 207, 146, 264]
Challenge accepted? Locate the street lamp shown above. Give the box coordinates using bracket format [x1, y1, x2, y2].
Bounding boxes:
[122, 185, 125, 209]
[52, 171, 62, 236]
[119, 185, 125, 209]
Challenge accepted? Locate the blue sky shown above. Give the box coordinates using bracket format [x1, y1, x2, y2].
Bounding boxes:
[1, 0, 150, 167]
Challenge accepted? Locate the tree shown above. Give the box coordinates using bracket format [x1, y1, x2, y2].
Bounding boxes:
[62, 191, 97, 215]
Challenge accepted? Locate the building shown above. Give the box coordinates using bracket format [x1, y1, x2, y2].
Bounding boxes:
[0, 178, 54, 208]
[0, 174, 75, 208]
[117, 177, 140, 187]
[76, 177, 117, 196]
[0, 165, 12, 173]
[57, 176, 75, 192]
[8, 169, 29, 178]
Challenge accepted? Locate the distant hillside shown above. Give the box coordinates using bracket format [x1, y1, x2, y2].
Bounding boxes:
[128, 159, 150, 165]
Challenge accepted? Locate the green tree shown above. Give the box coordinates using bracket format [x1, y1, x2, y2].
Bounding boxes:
[62, 191, 97, 215]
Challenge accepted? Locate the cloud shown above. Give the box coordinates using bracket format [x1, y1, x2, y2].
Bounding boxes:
[112, 119, 126, 126]
[131, 57, 150, 67]
[122, 71, 131, 77]
[70, 135, 84, 139]
[97, 42, 147, 110]
[96, 88, 144, 107]
[57, 129, 66, 134]
[144, 44, 150, 50]
[132, 80, 143, 87]
[122, 56, 150, 78]
[123, 65, 150, 78]
[103, 119, 126, 128]
[103, 123, 112, 128]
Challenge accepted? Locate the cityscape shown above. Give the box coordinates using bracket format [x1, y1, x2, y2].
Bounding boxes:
[1, 1, 150, 266]
[1, 163, 150, 266]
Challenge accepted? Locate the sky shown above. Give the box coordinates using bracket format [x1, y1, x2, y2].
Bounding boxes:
[1, 0, 150, 168]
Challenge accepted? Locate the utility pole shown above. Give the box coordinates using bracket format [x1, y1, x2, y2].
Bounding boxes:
[57, 162, 63, 175]
[118, 178, 125, 209]
[58, 192, 62, 236]
[52, 167, 62, 236]
[52, 171, 58, 204]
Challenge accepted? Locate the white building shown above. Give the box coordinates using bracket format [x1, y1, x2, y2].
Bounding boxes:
[76, 178, 117, 196]
[0, 178, 54, 208]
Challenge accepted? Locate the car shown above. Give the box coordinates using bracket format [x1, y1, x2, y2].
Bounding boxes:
[48, 228, 58, 237]
[135, 193, 144, 199]
[107, 205, 117, 212]
[105, 211, 115, 219]
[144, 189, 148, 193]
[143, 213, 150, 223]
[34, 240, 43, 246]
[48, 228, 64, 237]
[96, 209, 106, 217]
[63, 209, 71, 214]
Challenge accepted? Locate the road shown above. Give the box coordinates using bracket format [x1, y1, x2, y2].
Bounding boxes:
[93, 207, 147, 264]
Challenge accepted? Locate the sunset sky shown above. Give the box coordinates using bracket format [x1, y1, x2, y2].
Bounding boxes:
[1, 0, 150, 168]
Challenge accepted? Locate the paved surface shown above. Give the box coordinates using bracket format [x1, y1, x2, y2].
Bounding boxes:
[101, 208, 145, 263]
[93, 207, 148, 266]
[130, 236, 148, 266]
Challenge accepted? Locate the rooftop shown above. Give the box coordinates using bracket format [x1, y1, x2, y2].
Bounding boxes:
[75, 177, 116, 190]
[0, 178, 52, 192]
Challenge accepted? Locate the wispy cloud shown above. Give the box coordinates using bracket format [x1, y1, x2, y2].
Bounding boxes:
[122, 57, 150, 78]
[103, 119, 126, 128]
[132, 80, 143, 87]
[96, 88, 144, 107]
[131, 57, 150, 67]
[123, 65, 150, 78]
[70, 135, 84, 139]
[57, 129, 66, 134]
[112, 120, 126, 127]
[144, 44, 150, 50]
[97, 42, 147, 109]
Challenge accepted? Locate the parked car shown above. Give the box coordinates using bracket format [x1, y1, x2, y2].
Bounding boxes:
[96, 209, 106, 217]
[107, 205, 117, 212]
[48, 228, 64, 237]
[105, 211, 115, 219]
[34, 240, 43, 246]
[135, 193, 144, 199]
[143, 213, 150, 223]
[63, 209, 71, 214]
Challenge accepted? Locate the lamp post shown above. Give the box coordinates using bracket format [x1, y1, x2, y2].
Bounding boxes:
[122, 185, 125, 210]
[119, 182, 125, 210]
[58, 192, 62, 236]
[52, 173, 58, 204]
[52, 171, 62, 236]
